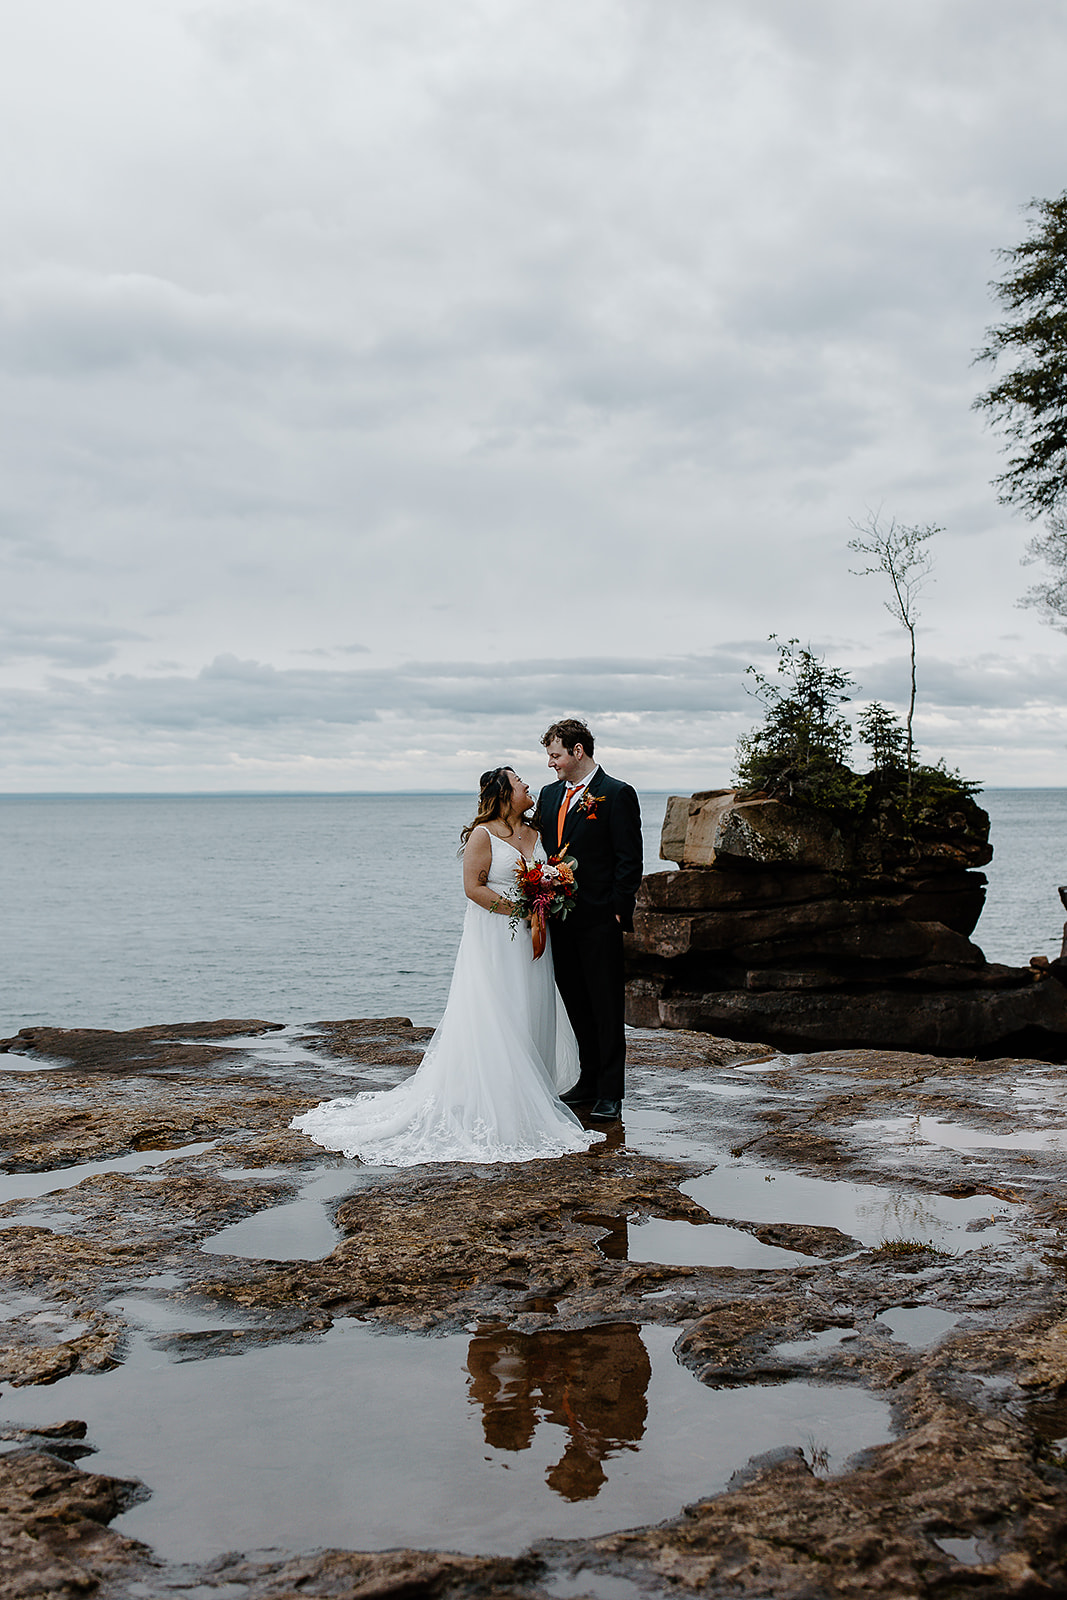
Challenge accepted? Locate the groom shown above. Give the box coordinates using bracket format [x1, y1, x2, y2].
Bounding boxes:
[538, 718, 643, 1121]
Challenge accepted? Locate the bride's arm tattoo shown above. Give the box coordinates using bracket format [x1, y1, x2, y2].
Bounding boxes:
[477, 865, 499, 910]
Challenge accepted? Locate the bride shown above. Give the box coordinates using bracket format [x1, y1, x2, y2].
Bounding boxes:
[291, 766, 606, 1165]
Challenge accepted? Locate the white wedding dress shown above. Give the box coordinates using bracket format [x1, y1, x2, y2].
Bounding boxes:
[291, 829, 605, 1165]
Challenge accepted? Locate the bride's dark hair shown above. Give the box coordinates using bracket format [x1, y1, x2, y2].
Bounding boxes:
[459, 766, 527, 849]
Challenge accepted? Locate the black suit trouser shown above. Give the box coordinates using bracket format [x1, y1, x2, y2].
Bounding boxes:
[551, 915, 626, 1100]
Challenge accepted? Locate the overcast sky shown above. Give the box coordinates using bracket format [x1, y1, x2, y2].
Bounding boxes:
[2, 0, 1066, 794]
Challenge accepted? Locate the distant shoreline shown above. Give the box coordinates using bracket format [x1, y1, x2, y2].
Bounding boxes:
[0, 786, 1063, 800]
[0, 788, 679, 802]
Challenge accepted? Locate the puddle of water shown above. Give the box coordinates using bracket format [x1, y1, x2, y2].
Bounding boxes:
[0, 1142, 217, 1205]
[1027, 1391, 1067, 1453]
[856, 1116, 1067, 1154]
[198, 1025, 409, 1084]
[104, 1296, 249, 1334]
[195, 1027, 342, 1072]
[0, 1289, 85, 1328]
[124, 1587, 251, 1600]
[623, 1218, 809, 1270]
[0, 1321, 893, 1562]
[201, 1166, 373, 1261]
[0, 1053, 71, 1073]
[1012, 1078, 1067, 1110]
[616, 1107, 723, 1166]
[218, 1167, 289, 1182]
[544, 1571, 650, 1600]
[875, 1306, 961, 1349]
[682, 1160, 1017, 1253]
[0, 1209, 80, 1233]
[0, 1300, 86, 1342]
[0, 1291, 51, 1320]
[769, 1327, 854, 1362]
[685, 1082, 763, 1099]
[933, 1536, 986, 1566]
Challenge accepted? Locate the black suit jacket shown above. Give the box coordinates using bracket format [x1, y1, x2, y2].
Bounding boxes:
[537, 768, 643, 932]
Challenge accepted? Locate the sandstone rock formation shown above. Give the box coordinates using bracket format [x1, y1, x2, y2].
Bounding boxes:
[627, 789, 1067, 1058]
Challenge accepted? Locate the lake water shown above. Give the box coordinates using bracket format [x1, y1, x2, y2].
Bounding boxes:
[0, 789, 1064, 1035]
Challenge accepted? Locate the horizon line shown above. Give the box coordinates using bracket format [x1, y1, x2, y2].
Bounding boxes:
[0, 785, 1063, 799]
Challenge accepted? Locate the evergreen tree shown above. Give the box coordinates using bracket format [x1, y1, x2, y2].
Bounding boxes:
[974, 190, 1067, 520]
[857, 702, 907, 776]
[734, 638, 867, 814]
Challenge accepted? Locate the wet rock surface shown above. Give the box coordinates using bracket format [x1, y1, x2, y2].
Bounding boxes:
[0, 1016, 1065, 1597]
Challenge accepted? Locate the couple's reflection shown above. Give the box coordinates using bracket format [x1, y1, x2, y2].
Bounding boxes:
[466, 1322, 651, 1501]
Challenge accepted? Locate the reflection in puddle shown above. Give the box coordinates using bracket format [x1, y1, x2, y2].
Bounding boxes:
[682, 1160, 1017, 1253]
[595, 1156, 1018, 1271]
[623, 1218, 808, 1270]
[0, 1142, 217, 1205]
[934, 1536, 986, 1566]
[856, 1115, 1067, 1153]
[104, 1294, 249, 1334]
[576, 1152, 1020, 1270]
[467, 1324, 650, 1501]
[576, 1213, 630, 1261]
[875, 1306, 961, 1349]
[769, 1327, 854, 1362]
[0, 1321, 893, 1562]
[1027, 1391, 1067, 1454]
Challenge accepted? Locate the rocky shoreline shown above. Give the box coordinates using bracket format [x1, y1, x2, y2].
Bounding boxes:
[2, 1017, 1066, 1597]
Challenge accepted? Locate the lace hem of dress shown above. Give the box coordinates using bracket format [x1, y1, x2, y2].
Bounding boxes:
[291, 1092, 601, 1167]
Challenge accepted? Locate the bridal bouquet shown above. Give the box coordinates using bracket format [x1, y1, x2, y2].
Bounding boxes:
[509, 851, 577, 960]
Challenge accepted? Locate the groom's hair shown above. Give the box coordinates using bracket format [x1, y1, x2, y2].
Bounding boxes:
[541, 718, 594, 757]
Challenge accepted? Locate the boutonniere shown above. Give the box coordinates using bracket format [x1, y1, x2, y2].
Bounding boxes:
[576, 790, 607, 822]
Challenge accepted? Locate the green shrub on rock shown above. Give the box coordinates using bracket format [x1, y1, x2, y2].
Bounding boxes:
[735, 641, 980, 827]
[735, 638, 868, 815]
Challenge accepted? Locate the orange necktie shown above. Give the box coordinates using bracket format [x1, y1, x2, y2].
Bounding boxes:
[557, 785, 578, 850]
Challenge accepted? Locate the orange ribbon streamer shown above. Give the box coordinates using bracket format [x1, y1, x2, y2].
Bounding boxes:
[532, 904, 547, 961]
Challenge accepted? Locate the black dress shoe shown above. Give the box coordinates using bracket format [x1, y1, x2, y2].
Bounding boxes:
[589, 1098, 622, 1120]
[560, 1088, 595, 1107]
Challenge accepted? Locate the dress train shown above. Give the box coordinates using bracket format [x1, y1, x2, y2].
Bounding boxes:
[291, 830, 604, 1165]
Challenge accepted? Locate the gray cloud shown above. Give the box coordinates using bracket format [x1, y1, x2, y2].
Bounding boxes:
[1, 1, 1066, 789]
[0, 646, 1062, 791]
[0, 617, 145, 669]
